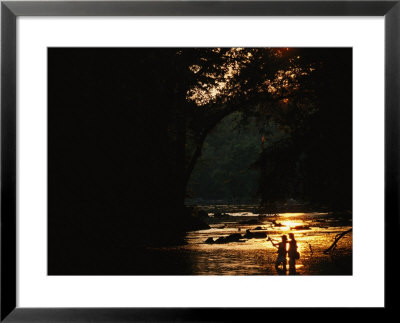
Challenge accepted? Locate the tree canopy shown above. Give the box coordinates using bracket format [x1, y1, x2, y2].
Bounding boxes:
[182, 48, 352, 211]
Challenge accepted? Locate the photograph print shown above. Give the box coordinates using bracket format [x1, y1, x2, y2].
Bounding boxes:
[48, 47, 352, 275]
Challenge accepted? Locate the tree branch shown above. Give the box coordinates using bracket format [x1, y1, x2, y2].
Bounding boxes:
[182, 89, 310, 196]
[323, 228, 352, 254]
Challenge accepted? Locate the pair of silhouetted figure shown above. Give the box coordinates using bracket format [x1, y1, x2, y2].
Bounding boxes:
[269, 233, 299, 275]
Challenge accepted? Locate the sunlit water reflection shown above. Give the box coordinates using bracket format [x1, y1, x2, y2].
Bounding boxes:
[157, 210, 352, 275]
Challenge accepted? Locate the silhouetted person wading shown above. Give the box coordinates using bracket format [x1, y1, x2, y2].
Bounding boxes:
[269, 235, 288, 272]
[288, 233, 299, 274]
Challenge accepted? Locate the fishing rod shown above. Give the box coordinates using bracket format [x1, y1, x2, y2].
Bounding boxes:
[267, 236, 280, 247]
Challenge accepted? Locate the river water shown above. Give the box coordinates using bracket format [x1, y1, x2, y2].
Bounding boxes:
[150, 206, 352, 275]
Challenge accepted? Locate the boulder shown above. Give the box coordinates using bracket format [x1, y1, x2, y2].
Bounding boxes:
[224, 233, 242, 242]
[185, 216, 210, 231]
[272, 220, 284, 227]
[244, 230, 267, 239]
[197, 209, 209, 218]
[252, 232, 267, 238]
[215, 237, 226, 244]
[211, 233, 244, 244]
[240, 219, 260, 225]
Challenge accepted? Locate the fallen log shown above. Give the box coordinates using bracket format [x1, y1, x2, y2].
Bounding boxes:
[324, 228, 352, 254]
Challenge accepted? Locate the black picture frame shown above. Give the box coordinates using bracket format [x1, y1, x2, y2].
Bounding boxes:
[1, 0, 398, 321]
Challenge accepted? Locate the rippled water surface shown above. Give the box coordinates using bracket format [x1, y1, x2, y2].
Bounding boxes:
[154, 208, 352, 275]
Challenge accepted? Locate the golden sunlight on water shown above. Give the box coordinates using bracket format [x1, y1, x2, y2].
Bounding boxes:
[276, 220, 303, 229]
[160, 210, 352, 275]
